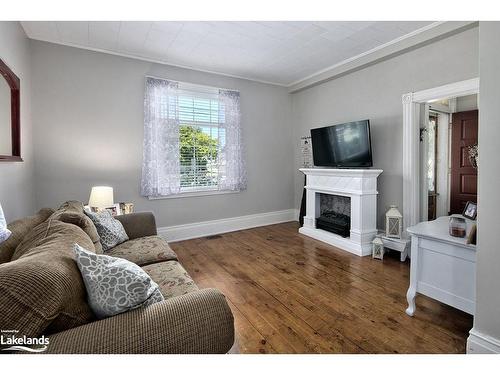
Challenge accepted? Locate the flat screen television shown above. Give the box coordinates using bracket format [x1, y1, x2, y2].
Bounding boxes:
[310, 120, 373, 168]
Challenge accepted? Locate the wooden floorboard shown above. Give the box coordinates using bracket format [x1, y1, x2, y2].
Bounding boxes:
[171, 222, 473, 354]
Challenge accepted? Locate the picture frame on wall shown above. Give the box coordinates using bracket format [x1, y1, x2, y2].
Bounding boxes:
[462, 201, 477, 220]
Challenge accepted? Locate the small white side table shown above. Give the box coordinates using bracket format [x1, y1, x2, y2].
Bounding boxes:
[376, 232, 410, 262]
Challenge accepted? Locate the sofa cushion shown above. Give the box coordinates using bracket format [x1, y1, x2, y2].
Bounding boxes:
[107, 235, 178, 266]
[85, 210, 129, 251]
[50, 201, 102, 253]
[73, 244, 164, 319]
[0, 208, 54, 264]
[0, 220, 96, 337]
[142, 260, 198, 299]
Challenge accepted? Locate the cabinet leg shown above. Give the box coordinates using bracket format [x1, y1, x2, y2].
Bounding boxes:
[406, 286, 416, 316]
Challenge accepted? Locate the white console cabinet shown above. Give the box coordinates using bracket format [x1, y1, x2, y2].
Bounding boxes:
[405, 215, 476, 316]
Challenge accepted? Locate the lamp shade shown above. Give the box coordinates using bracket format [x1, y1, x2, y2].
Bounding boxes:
[88, 186, 114, 209]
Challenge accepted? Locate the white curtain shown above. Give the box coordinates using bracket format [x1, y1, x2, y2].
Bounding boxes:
[141, 79, 246, 197]
[140, 77, 180, 197]
[218, 89, 246, 191]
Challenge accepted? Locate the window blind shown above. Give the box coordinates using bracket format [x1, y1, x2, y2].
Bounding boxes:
[173, 85, 226, 191]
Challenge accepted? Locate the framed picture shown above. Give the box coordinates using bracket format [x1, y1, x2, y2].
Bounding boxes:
[119, 202, 135, 215]
[462, 201, 477, 220]
[105, 204, 121, 216]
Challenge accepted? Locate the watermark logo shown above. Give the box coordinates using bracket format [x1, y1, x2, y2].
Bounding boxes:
[1, 330, 49, 353]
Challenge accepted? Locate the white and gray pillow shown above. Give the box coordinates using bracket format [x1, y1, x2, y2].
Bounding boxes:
[84, 209, 128, 251]
[0, 204, 11, 244]
[73, 244, 164, 319]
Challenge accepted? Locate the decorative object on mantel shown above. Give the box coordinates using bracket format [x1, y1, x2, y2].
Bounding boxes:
[462, 201, 477, 220]
[299, 135, 313, 226]
[0, 202, 12, 244]
[300, 136, 313, 168]
[449, 216, 466, 238]
[88, 186, 114, 212]
[467, 143, 478, 170]
[385, 205, 402, 239]
[372, 237, 384, 260]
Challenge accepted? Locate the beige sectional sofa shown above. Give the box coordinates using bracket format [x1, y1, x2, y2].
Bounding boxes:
[0, 203, 235, 354]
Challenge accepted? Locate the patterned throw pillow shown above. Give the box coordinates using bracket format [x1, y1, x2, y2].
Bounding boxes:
[84, 210, 129, 251]
[73, 244, 164, 319]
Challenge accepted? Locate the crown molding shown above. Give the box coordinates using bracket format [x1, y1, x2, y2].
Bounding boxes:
[288, 21, 478, 93]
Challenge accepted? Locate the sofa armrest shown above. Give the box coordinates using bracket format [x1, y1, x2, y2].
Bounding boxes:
[45, 289, 235, 354]
[115, 212, 157, 239]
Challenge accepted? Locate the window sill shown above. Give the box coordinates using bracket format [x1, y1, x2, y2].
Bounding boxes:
[148, 189, 240, 200]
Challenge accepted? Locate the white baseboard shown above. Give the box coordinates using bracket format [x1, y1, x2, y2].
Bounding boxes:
[467, 329, 500, 354]
[158, 209, 298, 242]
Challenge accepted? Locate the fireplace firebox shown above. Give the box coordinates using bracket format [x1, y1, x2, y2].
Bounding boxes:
[316, 194, 351, 237]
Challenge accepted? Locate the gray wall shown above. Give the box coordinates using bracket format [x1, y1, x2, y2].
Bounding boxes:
[456, 94, 478, 112]
[31, 41, 294, 227]
[473, 21, 500, 346]
[0, 22, 35, 220]
[291, 27, 479, 228]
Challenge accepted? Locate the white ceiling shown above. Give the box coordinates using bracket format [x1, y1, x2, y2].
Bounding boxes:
[21, 21, 433, 86]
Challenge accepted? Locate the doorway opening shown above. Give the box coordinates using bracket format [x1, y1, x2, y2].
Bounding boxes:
[421, 94, 478, 221]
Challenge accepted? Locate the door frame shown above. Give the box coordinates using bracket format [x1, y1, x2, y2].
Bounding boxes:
[402, 78, 479, 236]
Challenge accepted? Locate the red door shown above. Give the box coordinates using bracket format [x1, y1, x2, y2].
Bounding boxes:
[450, 110, 478, 214]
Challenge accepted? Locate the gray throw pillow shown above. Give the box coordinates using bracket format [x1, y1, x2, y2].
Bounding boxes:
[73, 244, 164, 319]
[84, 209, 129, 251]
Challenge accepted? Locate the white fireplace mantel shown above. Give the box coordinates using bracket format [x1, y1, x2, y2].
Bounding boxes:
[299, 168, 383, 256]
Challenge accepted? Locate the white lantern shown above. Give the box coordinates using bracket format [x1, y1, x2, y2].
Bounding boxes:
[372, 237, 384, 260]
[385, 205, 403, 239]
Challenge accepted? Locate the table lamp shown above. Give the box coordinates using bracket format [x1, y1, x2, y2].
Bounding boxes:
[88, 186, 114, 211]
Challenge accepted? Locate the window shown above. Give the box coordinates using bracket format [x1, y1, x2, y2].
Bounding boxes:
[141, 77, 245, 198]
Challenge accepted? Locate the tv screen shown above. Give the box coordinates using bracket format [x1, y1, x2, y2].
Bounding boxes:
[310, 120, 373, 168]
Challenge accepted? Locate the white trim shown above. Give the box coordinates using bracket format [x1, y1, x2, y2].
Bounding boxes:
[467, 329, 500, 354]
[402, 78, 479, 235]
[145, 74, 238, 94]
[412, 78, 480, 102]
[299, 168, 383, 178]
[157, 209, 297, 242]
[293, 208, 300, 221]
[288, 21, 477, 92]
[148, 189, 239, 200]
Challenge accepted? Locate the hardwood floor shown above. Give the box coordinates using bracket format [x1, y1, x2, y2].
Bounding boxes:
[171, 222, 473, 354]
